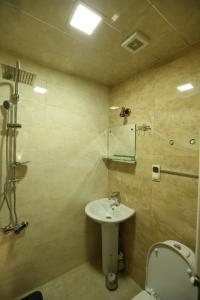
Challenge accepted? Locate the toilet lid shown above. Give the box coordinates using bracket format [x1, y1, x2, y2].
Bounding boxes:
[145, 241, 198, 300]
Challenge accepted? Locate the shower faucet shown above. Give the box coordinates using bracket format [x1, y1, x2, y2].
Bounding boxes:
[109, 192, 121, 206]
[2, 221, 28, 234]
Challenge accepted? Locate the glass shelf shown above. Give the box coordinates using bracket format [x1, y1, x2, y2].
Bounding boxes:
[103, 155, 136, 164]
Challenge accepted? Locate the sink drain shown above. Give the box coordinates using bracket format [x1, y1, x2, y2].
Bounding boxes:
[106, 216, 112, 219]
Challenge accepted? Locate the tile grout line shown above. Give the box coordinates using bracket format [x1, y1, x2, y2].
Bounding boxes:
[146, 0, 190, 47]
[3, 1, 91, 45]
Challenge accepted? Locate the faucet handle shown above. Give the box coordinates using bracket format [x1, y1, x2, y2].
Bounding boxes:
[109, 192, 121, 206]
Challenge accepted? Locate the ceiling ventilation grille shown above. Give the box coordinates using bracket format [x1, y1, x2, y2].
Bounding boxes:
[121, 31, 149, 54]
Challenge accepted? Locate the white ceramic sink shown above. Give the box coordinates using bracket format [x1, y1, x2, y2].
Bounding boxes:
[85, 197, 135, 274]
[85, 197, 135, 224]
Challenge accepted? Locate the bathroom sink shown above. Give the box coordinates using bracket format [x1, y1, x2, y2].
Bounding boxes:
[85, 197, 135, 275]
[85, 197, 135, 224]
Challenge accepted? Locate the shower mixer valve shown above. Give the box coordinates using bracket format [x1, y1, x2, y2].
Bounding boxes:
[2, 221, 28, 234]
[13, 221, 29, 234]
[7, 123, 22, 129]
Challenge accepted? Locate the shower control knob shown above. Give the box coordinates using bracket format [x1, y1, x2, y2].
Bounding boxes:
[190, 276, 200, 287]
[14, 221, 28, 234]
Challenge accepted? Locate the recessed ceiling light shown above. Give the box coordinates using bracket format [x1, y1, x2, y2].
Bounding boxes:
[34, 86, 47, 94]
[109, 106, 119, 110]
[70, 3, 102, 35]
[177, 83, 194, 92]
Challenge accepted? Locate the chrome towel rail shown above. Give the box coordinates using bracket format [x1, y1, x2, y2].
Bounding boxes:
[161, 169, 198, 179]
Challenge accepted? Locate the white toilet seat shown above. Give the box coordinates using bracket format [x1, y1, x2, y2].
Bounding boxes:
[131, 241, 198, 300]
[131, 291, 153, 300]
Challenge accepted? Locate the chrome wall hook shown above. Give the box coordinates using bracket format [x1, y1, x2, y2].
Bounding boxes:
[136, 123, 151, 135]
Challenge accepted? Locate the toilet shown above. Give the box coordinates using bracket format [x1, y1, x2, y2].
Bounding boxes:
[131, 240, 198, 300]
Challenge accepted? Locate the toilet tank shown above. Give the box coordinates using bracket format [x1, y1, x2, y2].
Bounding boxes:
[145, 240, 198, 300]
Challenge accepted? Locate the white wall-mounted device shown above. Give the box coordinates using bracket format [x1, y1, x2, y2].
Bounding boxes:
[152, 165, 161, 181]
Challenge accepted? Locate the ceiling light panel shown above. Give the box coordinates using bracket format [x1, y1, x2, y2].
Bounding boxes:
[70, 3, 102, 35]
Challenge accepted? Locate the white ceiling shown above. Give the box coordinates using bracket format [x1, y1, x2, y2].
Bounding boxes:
[0, 0, 200, 86]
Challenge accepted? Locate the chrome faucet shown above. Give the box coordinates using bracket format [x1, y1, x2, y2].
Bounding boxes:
[109, 192, 121, 206]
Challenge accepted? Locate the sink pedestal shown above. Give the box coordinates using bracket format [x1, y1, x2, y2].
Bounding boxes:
[85, 197, 135, 275]
[101, 223, 119, 274]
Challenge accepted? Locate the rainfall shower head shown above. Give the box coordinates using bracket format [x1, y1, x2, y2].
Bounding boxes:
[1, 63, 36, 86]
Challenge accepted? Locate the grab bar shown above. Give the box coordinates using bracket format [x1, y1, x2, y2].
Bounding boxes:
[161, 169, 198, 179]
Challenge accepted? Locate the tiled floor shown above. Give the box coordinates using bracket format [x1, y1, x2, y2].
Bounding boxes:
[20, 262, 141, 300]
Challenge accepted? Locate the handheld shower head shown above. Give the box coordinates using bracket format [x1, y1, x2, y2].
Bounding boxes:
[3, 100, 10, 110]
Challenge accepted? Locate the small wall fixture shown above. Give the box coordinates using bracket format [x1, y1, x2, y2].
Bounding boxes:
[169, 139, 174, 145]
[137, 124, 151, 135]
[120, 107, 131, 117]
[189, 139, 196, 145]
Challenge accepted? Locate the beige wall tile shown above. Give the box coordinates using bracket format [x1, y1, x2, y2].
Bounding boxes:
[0, 51, 109, 299]
[109, 44, 200, 288]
